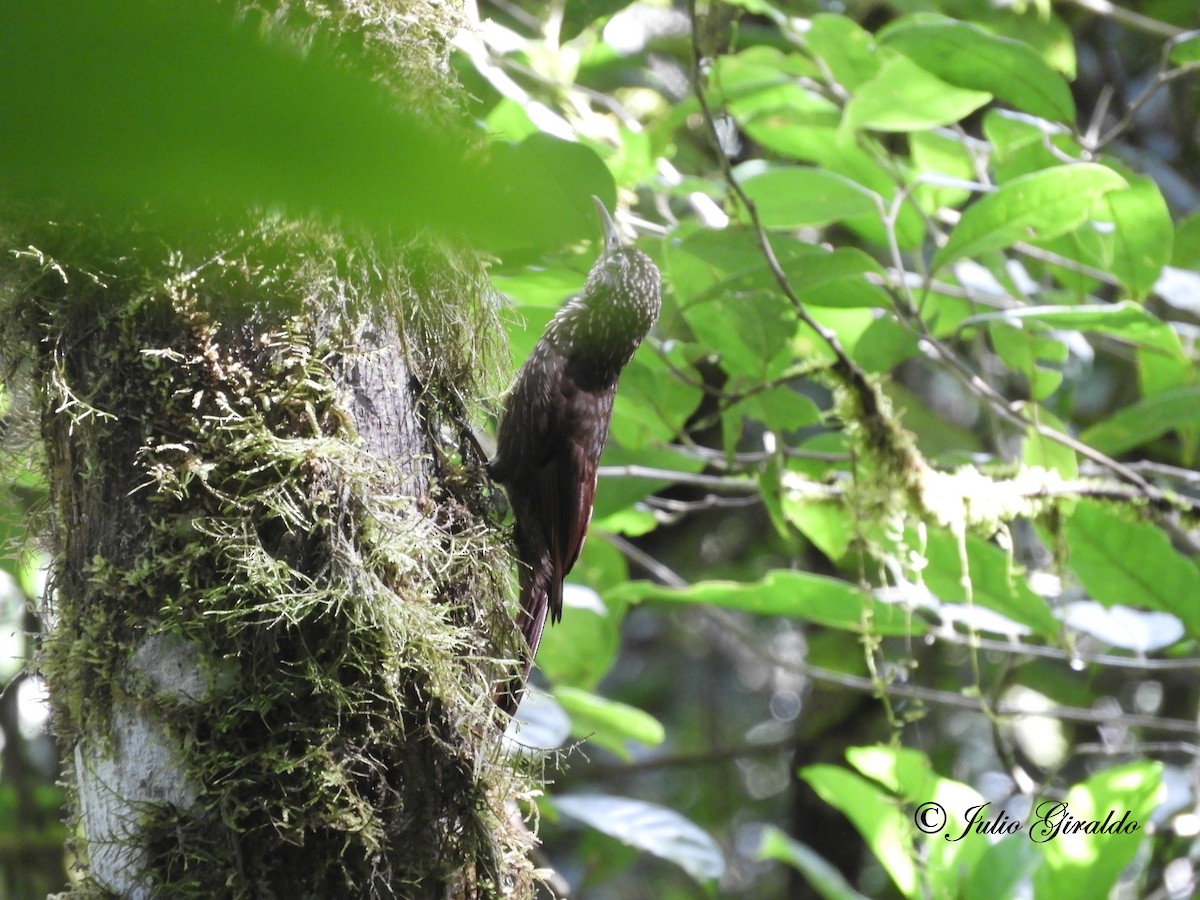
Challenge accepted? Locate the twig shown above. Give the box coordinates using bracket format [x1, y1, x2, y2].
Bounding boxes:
[596, 464, 758, 490]
[1060, 0, 1187, 40]
[685, 0, 911, 469]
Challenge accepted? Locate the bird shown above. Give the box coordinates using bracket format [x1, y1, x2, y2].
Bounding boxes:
[489, 197, 661, 717]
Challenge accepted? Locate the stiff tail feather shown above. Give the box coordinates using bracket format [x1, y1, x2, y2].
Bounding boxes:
[493, 555, 553, 718]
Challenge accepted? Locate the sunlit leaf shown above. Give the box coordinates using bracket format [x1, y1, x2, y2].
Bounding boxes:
[921, 530, 1060, 637]
[555, 687, 665, 759]
[805, 14, 880, 91]
[1033, 763, 1161, 900]
[1094, 171, 1174, 300]
[881, 18, 1075, 122]
[1063, 501, 1200, 637]
[845, 55, 991, 133]
[933, 164, 1128, 271]
[738, 166, 878, 229]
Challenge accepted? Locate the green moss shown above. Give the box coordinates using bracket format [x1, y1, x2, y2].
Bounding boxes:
[2, 217, 533, 897]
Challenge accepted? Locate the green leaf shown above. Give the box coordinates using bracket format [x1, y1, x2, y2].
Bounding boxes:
[800, 766, 920, 897]
[983, 110, 1082, 183]
[805, 14, 880, 91]
[1080, 386, 1200, 456]
[989, 321, 1068, 400]
[681, 288, 798, 380]
[0, 0, 610, 252]
[728, 387, 822, 437]
[881, 18, 1075, 122]
[616, 570, 922, 636]
[552, 794, 724, 883]
[536, 586, 620, 690]
[1169, 32, 1200, 65]
[910, 130, 976, 213]
[845, 55, 992, 133]
[933, 164, 1129, 271]
[844, 747, 992, 900]
[1063, 500, 1200, 637]
[609, 351, 703, 449]
[965, 837, 1042, 900]
[1023, 408, 1078, 480]
[1094, 171, 1174, 300]
[957, 302, 1185, 366]
[1032, 763, 1161, 900]
[737, 166, 878, 228]
[784, 499, 855, 562]
[921, 530, 1060, 637]
[759, 829, 871, 900]
[554, 687, 665, 760]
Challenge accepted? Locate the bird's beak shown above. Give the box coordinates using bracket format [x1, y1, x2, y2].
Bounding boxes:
[591, 196, 623, 258]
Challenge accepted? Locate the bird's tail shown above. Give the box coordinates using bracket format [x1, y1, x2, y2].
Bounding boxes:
[493, 553, 553, 718]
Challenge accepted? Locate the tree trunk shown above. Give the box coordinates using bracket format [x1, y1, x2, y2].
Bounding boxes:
[2, 6, 533, 898]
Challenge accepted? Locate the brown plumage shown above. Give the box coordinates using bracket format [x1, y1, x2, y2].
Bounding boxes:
[490, 198, 661, 717]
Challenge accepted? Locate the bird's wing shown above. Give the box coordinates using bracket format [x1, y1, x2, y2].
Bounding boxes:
[542, 380, 613, 622]
[488, 340, 564, 483]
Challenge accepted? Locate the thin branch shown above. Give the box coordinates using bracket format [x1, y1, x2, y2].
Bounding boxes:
[685, 0, 909, 468]
[604, 533, 688, 588]
[1060, 0, 1188, 39]
[643, 493, 762, 513]
[703, 609, 1200, 737]
[597, 464, 758, 490]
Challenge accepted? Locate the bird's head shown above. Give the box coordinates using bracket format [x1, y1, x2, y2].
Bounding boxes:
[583, 197, 661, 327]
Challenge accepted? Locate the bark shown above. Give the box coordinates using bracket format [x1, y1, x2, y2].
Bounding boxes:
[1, 5, 534, 898]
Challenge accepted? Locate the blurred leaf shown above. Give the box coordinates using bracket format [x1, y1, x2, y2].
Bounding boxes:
[609, 351, 703, 448]
[617, 570, 922, 636]
[537, 585, 621, 690]
[1169, 32, 1200, 65]
[845, 55, 992, 133]
[800, 764, 933, 898]
[1063, 501, 1200, 636]
[881, 18, 1075, 122]
[910, 129, 976, 213]
[921, 530, 1059, 637]
[0, 0, 609, 252]
[805, 14, 880, 91]
[728, 386, 822, 437]
[555, 687, 665, 759]
[1023, 408, 1078, 479]
[933, 164, 1127, 271]
[990, 322, 1067, 400]
[759, 828, 871, 900]
[965, 837, 1042, 900]
[1033, 763, 1161, 900]
[681, 289, 798, 380]
[983, 110, 1081, 183]
[1172, 209, 1200, 269]
[553, 794, 725, 883]
[783, 498, 854, 561]
[1080, 386, 1200, 456]
[562, 0, 631, 42]
[737, 166, 878, 229]
[853, 314, 920, 372]
[1094, 171, 1173, 300]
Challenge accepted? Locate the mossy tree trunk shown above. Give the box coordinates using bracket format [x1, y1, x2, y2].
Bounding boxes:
[3, 7, 533, 899]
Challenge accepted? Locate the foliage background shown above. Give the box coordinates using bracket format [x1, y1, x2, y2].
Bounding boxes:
[3, 0, 1200, 898]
